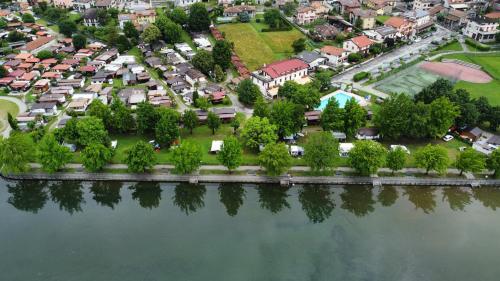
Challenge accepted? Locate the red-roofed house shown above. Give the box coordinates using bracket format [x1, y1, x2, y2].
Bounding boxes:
[0, 77, 15, 86]
[8, 69, 26, 79]
[384, 17, 415, 38]
[52, 64, 73, 72]
[41, 58, 58, 65]
[18, 36, 55, 54]
[209, 91, 226, 104]
[320, 46, 348, 66]
[251, 59, 309, 98]
[78, 65, 97, 74]
[42, 72, 63, 80]
[343, 35, 375, 54]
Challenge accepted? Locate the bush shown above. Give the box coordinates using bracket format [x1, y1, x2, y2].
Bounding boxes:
[465, 38, 491, 51]
[353, 71, 370, 82]
[256, 18, 261, 23]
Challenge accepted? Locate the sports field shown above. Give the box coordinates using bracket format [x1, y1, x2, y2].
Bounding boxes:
[374, 66, 441, 96]
[218, 21, 305, 71]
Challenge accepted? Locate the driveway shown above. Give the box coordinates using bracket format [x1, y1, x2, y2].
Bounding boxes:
[0, 96, 27, 138]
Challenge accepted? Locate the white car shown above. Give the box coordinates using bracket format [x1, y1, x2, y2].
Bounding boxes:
[442, 135, 454, 142]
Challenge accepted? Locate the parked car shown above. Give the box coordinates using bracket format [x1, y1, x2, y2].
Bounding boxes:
[442, 135, 454, 142]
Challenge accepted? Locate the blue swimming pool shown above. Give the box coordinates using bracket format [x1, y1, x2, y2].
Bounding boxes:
[316, 92, 353, 110]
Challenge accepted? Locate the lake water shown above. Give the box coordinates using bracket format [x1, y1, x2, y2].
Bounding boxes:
[1, 178, 500, 281]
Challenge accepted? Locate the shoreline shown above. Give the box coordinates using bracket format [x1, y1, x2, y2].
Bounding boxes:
[2, 170, 500, 187]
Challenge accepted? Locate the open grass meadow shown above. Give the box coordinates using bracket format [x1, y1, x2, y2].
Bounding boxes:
[217, 19, 306, 71]
[439, 53, 500, 105]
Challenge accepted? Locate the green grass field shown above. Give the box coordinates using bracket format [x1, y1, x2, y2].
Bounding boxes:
[376, 16, 390, 24]
[218, 20, 305, 70]
[0, 100, 20, 133]
[439, 53, 500, 105]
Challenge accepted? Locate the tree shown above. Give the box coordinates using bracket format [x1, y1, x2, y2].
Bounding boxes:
[259, 143, 292, 176]
[169, 7, 188, 25]
[237, 79, 260, 105]
[270, 100, 304, 139]
[455, 148, 486, 175]
[263, 9, 281, 28]
[212, 40, 232, 69]
[141, 24, 161, 43]
[195, 97, 210, 111]
[253, 96, 270, 118]
[109, 98, 134, 133]
[313, 70, 333, 92]
[415, 78, 453, 104]
[455, 102, 479, 128]
[347, 53, 362, 63]
[87, 99, 111, 127]
[0, 65, 7, 78]
[214, 64, 225, 82]
[155, 109, 180, 148]
[58, 19, 77, 37]
[62, 117, 79, 144]
[238, 11, 250, 22]
[0, 18, 7, 29]
[292, 38, 306, 53]
[487, 149, 500, 178]
[304, 132, 339, 172]
[123, 21, 140, 43]
[373, 93, 414, 139]
[105, 24, 119, 45]
[321, 98, 344, 131]
[76, 117, 109, 147]
[136, 101, 158, 135]
[283, 2, 297, 16]
[125, 141, 156, 172]
[183, 109, 199, 134]
[171, 141, 202, 174]
[22, 13, 35, 23]
[72, 34, 86, 50]
[188, 3, 210, 32]
[279, 82, 320, 109]
[0, 133, 33, 174]
[386, 147, 407, 174]
[207, 111, 221, 135]
[414, 144, 450, 175]
[343, 98, 366, 137]
[369, 43, 382, 55]
[230, 116, 241, 135]
[116, 35, 131, 53]
[241, 116, 278, 151]
[7, 113, 19, 131]
[192, 50, 214, 75]
[163, 21, 183, 44]
[348, 140, 387, 175]
[37, 133, 72, 173]
[428, 97, 459, 138]
[7, 31, 25, 42]
[354, 17, 363, 29]
[217, 136, 242, 172]
[36, 50, 53, 60]
[81, 143, 112, 172]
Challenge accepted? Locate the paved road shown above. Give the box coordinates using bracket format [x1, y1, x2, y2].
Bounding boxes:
[0, 96, 27, 138]
[223, 71, 254, 117]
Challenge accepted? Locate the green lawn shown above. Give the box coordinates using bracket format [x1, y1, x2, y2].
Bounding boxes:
[439, 53, 500, 105]
[218, 20, 306, 70]
[0, 99, 20, 133]
[35, 19, 59, 33]
[376, 16, 390, 24]
[437, 40, 463, 52]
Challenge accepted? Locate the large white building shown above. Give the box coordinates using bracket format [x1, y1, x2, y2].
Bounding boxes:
[463, 17, 499, 43]
[251, 59, 309, 99]
[174, 0, 201, 7]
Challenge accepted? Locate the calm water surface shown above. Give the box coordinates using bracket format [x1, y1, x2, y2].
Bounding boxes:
[1, 178, 500, 281]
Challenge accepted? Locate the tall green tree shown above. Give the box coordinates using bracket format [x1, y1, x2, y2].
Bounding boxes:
[487, 149, 500, 178]
[292, 38, 306, 53]
[415, 78, 454, 104]
[169, 7, 188, 25]
[171, 142, 202, 174]
[125, 141, 156, 172]
[374, 93, 413, 139]
[72, 34, 87, 50]
[343, 98, 366, 137]
[188, 3, 210, 32]
[136, 101, 158, 135]
[321, 98, 344, 131]
[414, 144, 450, 175]
[270, 100, 304, 139]
[428, 97, 459, 138]
[259, 143, 292, 176]
[37, 133, 72, 173]
[304, 132, 339, 172]
[58, 19, 77, 37]
[207, 111, 221, 135]
[155, 108, 180, 147]
[348, 140, 387, 175]
[81, 143, 112, 172]
[109, 98, 134, 133]
[116, 35, 131, 53]
[241, 117, 277, 151]
[183, 109, 199, 134]
[217, 136, 242, 172]
[7, 113, 19, 131]
[253, 96, 270, 118]
[237, 79, 260, 105]
[192, 50, 214, 75]
[263, 8, 281, 28]
[76, 117, 109, 147]
[212, 40, 232, 69]
[87, 99, 111, 128]
[386, 147, 407, 174]
[455, 148, 486, 175]
[123, 21, 140, 43]
[22, 13, 35, 23]
[0, 133, 33, 174]
[141, 24, 162, 43]
[313, 71, 333, 92]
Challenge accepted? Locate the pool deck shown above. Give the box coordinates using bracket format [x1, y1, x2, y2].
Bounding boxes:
[317, 90, 369, 111]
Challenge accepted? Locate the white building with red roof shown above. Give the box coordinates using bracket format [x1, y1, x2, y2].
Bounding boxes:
[320, 46, 348, 66]
[343, 35, 375, 55]
[251, 59, 309, 99]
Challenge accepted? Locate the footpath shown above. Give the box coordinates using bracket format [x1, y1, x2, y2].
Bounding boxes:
[2, 164, 499, 188]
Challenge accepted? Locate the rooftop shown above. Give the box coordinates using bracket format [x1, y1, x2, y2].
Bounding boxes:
[261, 59, 308, 79]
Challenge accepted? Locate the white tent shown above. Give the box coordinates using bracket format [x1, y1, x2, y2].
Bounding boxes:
[210, 140, 223, 153]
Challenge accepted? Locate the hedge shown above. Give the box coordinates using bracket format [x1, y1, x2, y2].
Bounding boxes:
[353, 72, 370, 82]
[465, 38, 491, 51]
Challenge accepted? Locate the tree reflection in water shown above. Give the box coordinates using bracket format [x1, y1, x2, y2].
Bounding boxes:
[442, 187, 472, 211]
[49, 181, 85, 215]
[129, 182, 162, 209]
[377, 186, 398, 207]
[340, 186, 375, 217]
[173, 183, 206, 215]
[473, 187, 500, 211]
[257, 184, 290, 214]
[404, 186, 436, 214]
[298, 185, 335, 223]
[218, 183, 245, 217]
[90, 181, 122, 209]
[7, 180, 49, 213]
